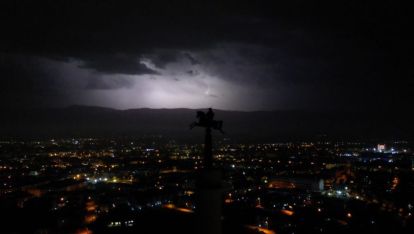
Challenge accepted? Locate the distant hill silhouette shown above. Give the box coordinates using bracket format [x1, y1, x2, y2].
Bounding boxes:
[0, 105, 412, 141]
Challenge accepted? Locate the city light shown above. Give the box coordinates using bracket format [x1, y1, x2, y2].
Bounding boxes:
[0, 138, 412, 233]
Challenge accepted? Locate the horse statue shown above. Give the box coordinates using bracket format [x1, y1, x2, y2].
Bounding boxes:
[190, 108, 224, 134]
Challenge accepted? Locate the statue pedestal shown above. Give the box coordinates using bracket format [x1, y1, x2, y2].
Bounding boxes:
[195, 169, 223, 234]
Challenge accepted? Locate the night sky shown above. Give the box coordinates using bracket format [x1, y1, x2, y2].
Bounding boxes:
[1, 1, 412, 112]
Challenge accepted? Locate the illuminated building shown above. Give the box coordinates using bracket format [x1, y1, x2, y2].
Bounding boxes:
[377, 144, 386, 152]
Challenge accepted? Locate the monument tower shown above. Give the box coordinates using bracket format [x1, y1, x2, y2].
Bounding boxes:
[190, 108, 224, 234]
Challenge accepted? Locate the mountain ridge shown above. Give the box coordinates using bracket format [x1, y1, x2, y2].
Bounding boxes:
[1, 106, 412, 141]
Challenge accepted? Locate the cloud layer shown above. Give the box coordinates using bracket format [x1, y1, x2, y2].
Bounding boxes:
[0, 1, 412, 111]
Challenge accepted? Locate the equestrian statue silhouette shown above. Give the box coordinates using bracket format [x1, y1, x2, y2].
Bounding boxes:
[190, 108, 224, 134]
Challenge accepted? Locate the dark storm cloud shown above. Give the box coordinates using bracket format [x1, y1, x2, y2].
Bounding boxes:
[0, 54, 54, 91]
[85, 76, 134, 90]
[187, 70, 199, 76]
[0, 54, 63, 107]
[0, 1, 287, 74]
[144, 51, 180, 69]
[79, 55, 158, 75]
[0, 53, 139, 108]
[0, 0, 412, 111]
[183, 53, 200, 65]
